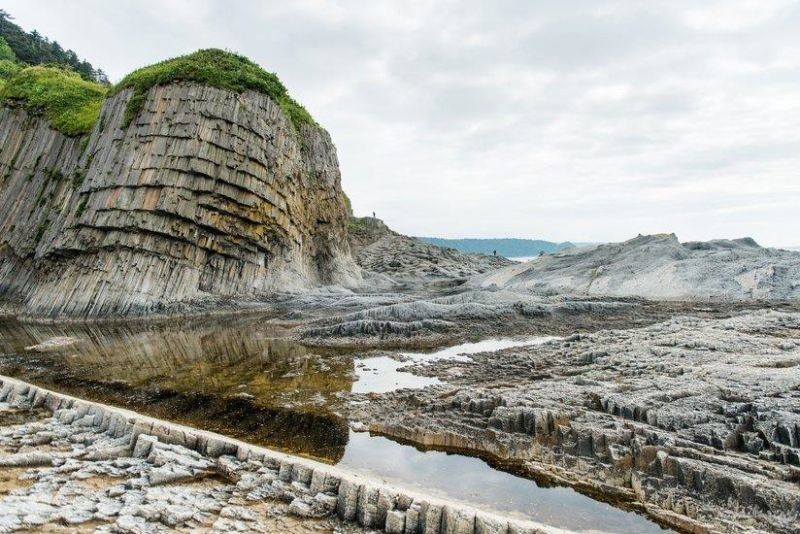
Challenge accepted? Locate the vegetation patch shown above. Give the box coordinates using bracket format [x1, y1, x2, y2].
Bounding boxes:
[75, 195, 88, 218]
[0, 58, 20, 92]
[0, 65, 107, 136]
[111, 48, 315, 131]
[34, 220, 49, 244]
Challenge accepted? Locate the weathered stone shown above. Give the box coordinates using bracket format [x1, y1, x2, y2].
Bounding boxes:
[386, 509, 407, 533]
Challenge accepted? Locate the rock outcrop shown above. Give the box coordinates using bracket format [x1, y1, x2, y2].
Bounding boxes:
[0, 82, 360, 319]
[474, 233, 800, 300]
[349, 217, 512, 284]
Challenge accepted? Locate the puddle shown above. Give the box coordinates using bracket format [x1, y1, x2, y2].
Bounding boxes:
[0, 317, 667, 532]
[354, 337, 558, 394]
[339, 431, 668, 533]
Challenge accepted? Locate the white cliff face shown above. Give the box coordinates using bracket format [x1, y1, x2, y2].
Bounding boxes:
[473, 234, 800, 300]
[0, 82, 361, 319]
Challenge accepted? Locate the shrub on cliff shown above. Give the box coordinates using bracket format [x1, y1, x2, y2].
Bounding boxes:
[0, 65, 107, 136]
[111, 48, 316, 131]
[0, 10, 106, 83]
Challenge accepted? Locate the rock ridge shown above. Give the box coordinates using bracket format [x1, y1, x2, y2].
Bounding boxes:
[0, 374, 568, 534]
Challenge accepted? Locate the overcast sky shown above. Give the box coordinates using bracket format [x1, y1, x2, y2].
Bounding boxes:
[5, 1, 799, 246]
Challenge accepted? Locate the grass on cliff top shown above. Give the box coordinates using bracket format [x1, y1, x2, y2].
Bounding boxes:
[0, 65, 107, 136]
[111, 48, 316, 131]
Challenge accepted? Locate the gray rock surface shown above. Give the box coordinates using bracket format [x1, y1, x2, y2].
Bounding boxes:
[473, 234, 800, 300]
[299, 288, 661, 347]
[0, 82, 360, 319]
[358, 309, 800, 533]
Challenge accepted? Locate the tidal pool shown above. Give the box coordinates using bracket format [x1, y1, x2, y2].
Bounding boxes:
[0, 316, 669, 532]
[340, 431, 668, 533]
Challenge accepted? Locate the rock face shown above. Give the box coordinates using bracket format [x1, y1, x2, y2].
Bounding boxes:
[0, 83, 360, 319]
[474, 233, 800, 300]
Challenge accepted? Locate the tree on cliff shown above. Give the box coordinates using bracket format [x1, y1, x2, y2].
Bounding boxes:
[0, 10, 107, 84]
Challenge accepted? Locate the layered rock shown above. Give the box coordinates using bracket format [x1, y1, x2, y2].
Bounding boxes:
[0, 375, 566, 534]
[359, 310, 800, 533]
[0, 82, 360, 319]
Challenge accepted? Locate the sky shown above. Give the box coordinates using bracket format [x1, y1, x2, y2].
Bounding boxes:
[5, 1, 799, 246]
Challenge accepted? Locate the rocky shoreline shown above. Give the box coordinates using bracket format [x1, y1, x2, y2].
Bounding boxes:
[352, 309, 800, 533]
[0, 375, 571, 533]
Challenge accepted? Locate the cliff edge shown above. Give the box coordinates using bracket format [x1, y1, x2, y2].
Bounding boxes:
[0, 50, 360, 319]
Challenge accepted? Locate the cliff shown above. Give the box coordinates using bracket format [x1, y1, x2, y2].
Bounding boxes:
[0, 53, 360, 319]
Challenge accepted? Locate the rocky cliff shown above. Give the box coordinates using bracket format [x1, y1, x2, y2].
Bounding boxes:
[0, 74, 360, 319]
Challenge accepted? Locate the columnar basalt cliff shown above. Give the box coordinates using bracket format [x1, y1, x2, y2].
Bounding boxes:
[0, 68, 360, 319]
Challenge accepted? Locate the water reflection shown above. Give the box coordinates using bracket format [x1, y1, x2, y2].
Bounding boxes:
[0, 318, 669, 531]
[353, 337, 559, 394]
[0, 315, 354, 462]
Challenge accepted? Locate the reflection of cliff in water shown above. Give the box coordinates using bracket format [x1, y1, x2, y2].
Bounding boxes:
[0, 315, 354, 462]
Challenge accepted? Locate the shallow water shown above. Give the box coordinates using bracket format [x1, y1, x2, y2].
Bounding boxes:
[354, 337, 559, 394]
[0, 316, 669, 532]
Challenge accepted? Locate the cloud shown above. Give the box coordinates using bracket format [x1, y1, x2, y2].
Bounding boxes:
[4, 0, 798, 245]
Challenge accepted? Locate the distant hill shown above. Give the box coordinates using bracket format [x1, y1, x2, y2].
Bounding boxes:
[415, 237, 575, 257]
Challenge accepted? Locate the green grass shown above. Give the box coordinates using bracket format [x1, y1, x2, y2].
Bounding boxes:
[0, 65, 107, 136]
[111, 48, 315, 131]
